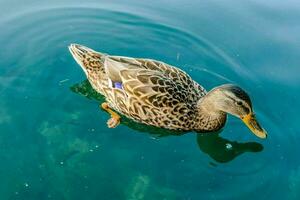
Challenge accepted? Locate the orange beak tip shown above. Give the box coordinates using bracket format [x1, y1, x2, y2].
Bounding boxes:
[241, 113, 267, 139]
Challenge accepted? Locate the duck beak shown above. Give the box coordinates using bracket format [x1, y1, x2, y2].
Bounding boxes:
[241, 113, 267, 139]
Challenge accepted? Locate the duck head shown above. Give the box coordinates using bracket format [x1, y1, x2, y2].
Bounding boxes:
[203, 84, 267, 139]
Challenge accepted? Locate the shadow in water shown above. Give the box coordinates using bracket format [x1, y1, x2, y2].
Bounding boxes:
[70, 80, 263, 163]
[197, 132, 263, 163]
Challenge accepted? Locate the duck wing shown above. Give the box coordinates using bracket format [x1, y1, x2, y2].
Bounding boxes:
[102, 56, 206, 122]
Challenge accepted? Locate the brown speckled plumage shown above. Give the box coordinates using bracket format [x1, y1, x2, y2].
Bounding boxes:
[69, 44, 267, 137]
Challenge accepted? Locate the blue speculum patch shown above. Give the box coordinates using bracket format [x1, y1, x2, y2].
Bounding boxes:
[114, 82, 123, 89]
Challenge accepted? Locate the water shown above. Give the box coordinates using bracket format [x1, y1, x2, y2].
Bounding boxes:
[0, 0, 299, 199]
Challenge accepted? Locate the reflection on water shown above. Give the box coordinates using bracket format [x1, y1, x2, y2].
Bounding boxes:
[197, 132, 263, 163]
[0, 1, 299, 199]
[71, 80, 264, 164]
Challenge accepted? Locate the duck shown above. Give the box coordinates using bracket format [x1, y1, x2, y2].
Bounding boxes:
[69, 44, 267, 139]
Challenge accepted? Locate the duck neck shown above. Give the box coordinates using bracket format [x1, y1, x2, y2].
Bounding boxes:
[194, 94, 227, 132]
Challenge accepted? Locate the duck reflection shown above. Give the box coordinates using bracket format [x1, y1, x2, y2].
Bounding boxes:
[196, 132, 263, 163]
[70, 80, 263, 163]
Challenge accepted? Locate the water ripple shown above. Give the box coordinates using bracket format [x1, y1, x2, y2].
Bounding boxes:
[0, 6, 289, 199]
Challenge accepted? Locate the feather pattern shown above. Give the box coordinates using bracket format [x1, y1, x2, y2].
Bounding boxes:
[69, 44, 227, 132]
[87, 55, 207, 130]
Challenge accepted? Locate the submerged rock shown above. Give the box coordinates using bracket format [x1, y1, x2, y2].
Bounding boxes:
[127, 174, 150, 200]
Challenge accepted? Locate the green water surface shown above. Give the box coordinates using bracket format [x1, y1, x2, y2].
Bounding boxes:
[0, 0, 299, 199]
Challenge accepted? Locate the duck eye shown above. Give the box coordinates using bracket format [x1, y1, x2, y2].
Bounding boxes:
[236, 101, 243, 106]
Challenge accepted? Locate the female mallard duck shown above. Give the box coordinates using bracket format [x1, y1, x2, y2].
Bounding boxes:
[69, 44, 267, 139]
